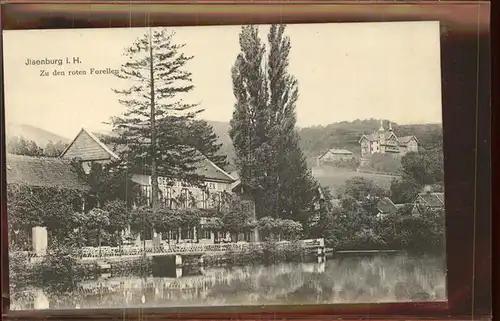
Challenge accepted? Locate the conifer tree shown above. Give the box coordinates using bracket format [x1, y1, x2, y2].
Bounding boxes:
[230, 24, 318, 223]
[111, 28, 212, 212]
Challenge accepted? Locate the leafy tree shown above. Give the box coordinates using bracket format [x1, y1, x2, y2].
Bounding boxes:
[221, 195, 256, 241]
[111, 28, 219, 215]
[84, 208, 110, 254]
[44, 140, 68, 157]
[85, 161, 141, 208]
[102, 200, 129, 247]
[230, 24, 317, 223]
[258, 216, 302, 241]
[7, 136, 44, 157]
[389, 177, 422, 204]
[339, 177, 387, 200]
[366, 153, 402, 173]
[401, 151, 444, 186]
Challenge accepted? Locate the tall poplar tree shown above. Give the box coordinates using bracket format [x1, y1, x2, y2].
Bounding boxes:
[111, 28, 211, 212]
[230, 24, 318, 223]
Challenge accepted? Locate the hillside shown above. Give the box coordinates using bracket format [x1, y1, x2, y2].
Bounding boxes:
[5, 122, 70, 148]
[311, 167, 397, 197]
[297, 118, 443, 159]
[207, 118, 443, 162]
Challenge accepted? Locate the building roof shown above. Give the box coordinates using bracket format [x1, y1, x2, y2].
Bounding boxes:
[416, 192, 445, 208]
[328, 148, 353, 155]
[358, 131, 418, 145]
[398, 135, 418, 145]
[377, 197, 398, 214]
[60, 128, 120, 161]
[69, 128, 234, 183]
[359, 132, 396, 143]
[6, 154, 90, 191]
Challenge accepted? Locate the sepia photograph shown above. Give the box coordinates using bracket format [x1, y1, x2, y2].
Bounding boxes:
[4, 21, 446, 310]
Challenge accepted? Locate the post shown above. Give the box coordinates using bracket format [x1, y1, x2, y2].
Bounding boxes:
[175, 254, 182, 267]
[32, 226, 48, 257]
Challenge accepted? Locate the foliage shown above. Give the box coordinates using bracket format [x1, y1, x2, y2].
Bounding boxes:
[86, 161, 141, 208]
[7, 135, 67, 157]
[207, 241, 303, 267]
[220, 194, 257, 239]
[9, 252, 36, 292]
[7, 184, 85, 245]
[230, 24, 318, 224]
[337, 177, 388, 215]
[400, 151, 444, 186]
[82, 208, 111, 248]
[296, 119, 443, 161]
[258, 216, 303, 241]
[390, 177, 422, 204]
[102, 200, 130, 245]
[110, 28, 224, 212]
[44, 140, 68, 157]
[364, 153, 402, 173]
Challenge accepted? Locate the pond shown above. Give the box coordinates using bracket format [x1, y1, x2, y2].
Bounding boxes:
[10, 253, 447, 310]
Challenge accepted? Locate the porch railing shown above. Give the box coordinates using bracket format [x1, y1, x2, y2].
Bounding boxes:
[11, 238, 324, 260]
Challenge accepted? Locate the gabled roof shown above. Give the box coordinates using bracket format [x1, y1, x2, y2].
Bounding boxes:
[415, 192, 445, 207]
[398, 135, 418, 145]
[6, 154, 89, 191]
[320, 149, 353, 158]
[198, 158, 235, 183]
[377, 197, 398, 214]
[60, 128, 120, 161]
[68, 128, 234, 183]
[359, 131, 399, 144]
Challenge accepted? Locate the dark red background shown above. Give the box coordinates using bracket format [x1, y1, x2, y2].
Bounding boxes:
[0, 2, 492, 320]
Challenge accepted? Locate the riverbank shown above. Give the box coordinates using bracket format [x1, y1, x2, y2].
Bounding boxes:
[10, 253, 447, 310]
[9, 241, 311, 289]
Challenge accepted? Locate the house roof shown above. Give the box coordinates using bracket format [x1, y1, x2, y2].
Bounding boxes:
[416, 192, 445, 207]
[327, 148, 353, 155]
[398, 135, 418, 145]
[86, 129, 234, 183]
[359, 132, 395, 143]
[198, 158, 235, 183]
[6, 154, 90, 191]
[60, 128, 120, 160]
[377, 197, 398, 214]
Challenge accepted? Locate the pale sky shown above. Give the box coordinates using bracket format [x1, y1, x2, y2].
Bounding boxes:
[3, 21, 442, 139]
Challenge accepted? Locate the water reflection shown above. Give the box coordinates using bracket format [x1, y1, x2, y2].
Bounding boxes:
[10, 253, 446, 310]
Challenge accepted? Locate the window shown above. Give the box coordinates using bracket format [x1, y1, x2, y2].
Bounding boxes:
[181, 189, 191, 208]
[199, 228, 212, 239]
[160, 187, 172, 208]
[199, 191, 208, 209]
[208, 182, 216, 190]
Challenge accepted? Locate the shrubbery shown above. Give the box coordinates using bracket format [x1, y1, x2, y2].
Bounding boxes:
[317, 205, 445, 254]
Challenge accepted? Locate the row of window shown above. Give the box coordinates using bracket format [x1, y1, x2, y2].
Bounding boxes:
[140, 185, 224, 209]
[157, 178, 218, 190]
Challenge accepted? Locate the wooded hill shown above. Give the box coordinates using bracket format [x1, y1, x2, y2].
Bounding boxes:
[203, 119, 443, 168]
[6, 119, 443, 169]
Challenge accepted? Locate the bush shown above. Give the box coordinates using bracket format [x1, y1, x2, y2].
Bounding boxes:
[9, 252, 37, 292]
[320, 206, 445, 255]
[110, 256, 152, 277]
[362, 153, 402, 173]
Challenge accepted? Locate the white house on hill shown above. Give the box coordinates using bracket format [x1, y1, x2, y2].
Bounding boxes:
[359, 120, 418, 158]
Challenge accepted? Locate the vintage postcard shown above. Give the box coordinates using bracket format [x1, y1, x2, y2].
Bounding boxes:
[3, 21, 446, 310]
